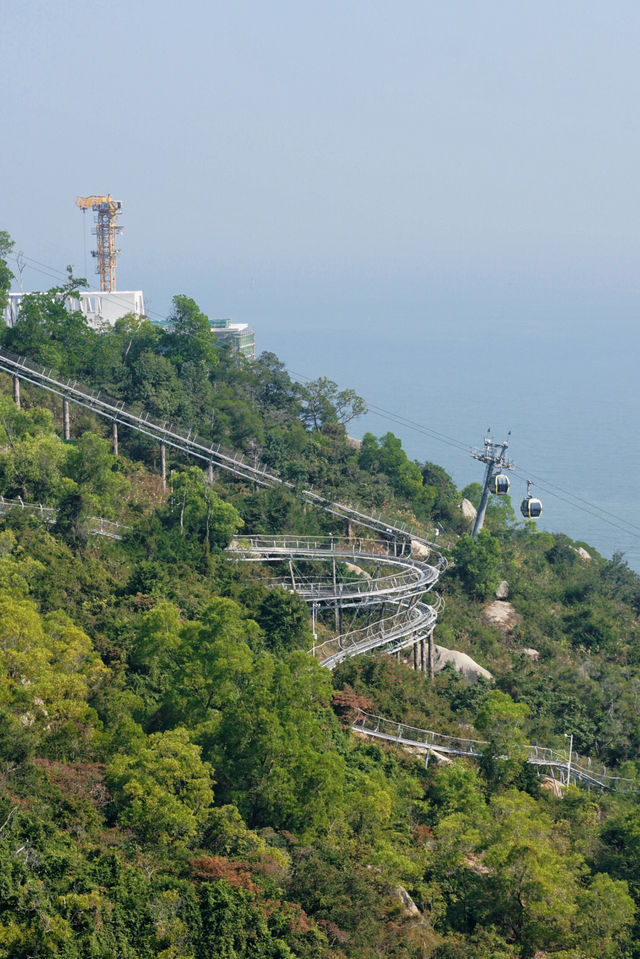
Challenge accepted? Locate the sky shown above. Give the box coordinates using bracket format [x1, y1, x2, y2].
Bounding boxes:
[3, 1, 640, 556]
[4, 2, 640, 315]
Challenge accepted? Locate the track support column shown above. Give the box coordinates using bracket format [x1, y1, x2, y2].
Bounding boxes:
[112, 420, 118, 457]
[161, 441, 167, 490]
[332, 556, 340, 632]
[12, 376, 20, 409]
[428, 629, 434, 679]
[63, 398, 71, 440]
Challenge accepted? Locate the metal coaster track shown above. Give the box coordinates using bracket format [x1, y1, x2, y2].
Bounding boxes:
[351, 710, 638, 793]
[227, 534, 442, 668]
[0, 346, 445, 675]
[0, 496, 130, 540]
[2, 349, 632, 792]
[0, 345, 447, 552]
[227, 535, 439, 604]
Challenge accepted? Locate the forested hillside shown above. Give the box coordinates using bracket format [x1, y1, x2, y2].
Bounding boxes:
[1, 249, 640, 957]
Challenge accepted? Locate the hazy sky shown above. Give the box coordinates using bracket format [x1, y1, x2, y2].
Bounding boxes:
[4, 1, 640, 324]
[4, 2, 640, 559]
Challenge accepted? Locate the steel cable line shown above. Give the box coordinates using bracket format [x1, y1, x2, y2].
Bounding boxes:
[6, 251, 640, 543]
[287, 367, 471, 455]
[509, 464, 640, 536]
[288, 367, 640, 543]
[509, 467, 640, 541]
[6, 253, 171, 324]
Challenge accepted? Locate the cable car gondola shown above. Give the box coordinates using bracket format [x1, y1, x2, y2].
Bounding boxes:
[490, 473, 510, 495]
[520, 480, 542, 519]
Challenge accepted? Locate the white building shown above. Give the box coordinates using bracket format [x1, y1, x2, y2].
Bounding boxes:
[4, 290, 146, 330]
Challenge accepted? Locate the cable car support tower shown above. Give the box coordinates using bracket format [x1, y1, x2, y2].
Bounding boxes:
[470, 432, 514, 537]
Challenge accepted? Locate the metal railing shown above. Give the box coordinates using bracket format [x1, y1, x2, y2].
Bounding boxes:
[313, 599, 442, 670]
[0, 497, 131, 540]
[227, 535, 439, 604]
[351, 710, 638, 793]
[0, 345, 446, 559]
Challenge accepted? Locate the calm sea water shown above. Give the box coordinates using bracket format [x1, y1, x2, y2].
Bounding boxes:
[263, 291, 640, 569]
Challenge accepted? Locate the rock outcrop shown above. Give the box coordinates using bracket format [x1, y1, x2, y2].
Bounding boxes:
[575, 546, 592, 562]
[485, 600, 519, 631]
[410, 539, 431, 561]
[433, 644, 492, 683]
[344, 561, 372, 580]
[461, 498, 477, 524]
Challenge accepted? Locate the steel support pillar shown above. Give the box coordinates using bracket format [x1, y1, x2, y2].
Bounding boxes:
[63, 398, 71, 441]
[161, 441, 167, 490]
[112, 420, 118, 457]
[472, 461, 493, 538]
[12, 376, 20, 409]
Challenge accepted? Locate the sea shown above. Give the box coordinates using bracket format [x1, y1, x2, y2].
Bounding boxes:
[262, 282, 640, 571]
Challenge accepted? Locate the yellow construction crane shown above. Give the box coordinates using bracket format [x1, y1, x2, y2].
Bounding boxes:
[76, 194, 122, 292]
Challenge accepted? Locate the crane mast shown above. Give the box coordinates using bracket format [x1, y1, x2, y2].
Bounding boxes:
[76, 195, 122, 292]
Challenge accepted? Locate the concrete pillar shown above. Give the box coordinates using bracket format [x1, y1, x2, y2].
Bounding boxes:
[420, 636, 426, 673]
[161, 441, 167, 491]
[413, 639, 418, 670]
[63, 398, 70, 441]
[112, 420, 118, 457]
[428, 630, 435, 679]
[207, 461, 214, 484]
[12, 376, 20, 409]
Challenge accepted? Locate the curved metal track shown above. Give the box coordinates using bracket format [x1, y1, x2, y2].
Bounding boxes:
[3, 351, 631, 791]
[0, 345, 446, 553]
[227, 535, 440, 605]
[227, 534, 442, 668]
[351, 711, 637, 793]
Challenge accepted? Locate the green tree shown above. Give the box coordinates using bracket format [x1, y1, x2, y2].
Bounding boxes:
[163, 468, 242, 554]
[253, 587, 311, 655]
[3, 279, 93, 373]
[164, 294, 219, 377]
[107, 727, 214, 846]
[482, 790, 580, 953]
[300, 377, 366, 431]
[574, 873, 635, 958]
[0, 597, 108, 759]
[0, 431, 68, 502]
[475, 690, 531, 789]
[65, 431, 129, 514]
[422, 461, 460, 528]
[452, 531, 502, 599]
[0, 231, 14, 316]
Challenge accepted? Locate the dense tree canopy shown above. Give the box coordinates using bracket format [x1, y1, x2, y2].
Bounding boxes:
[0, 244, 639, 956]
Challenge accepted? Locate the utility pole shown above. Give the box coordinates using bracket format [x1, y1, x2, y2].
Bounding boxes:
[470, 431, 514, 538]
